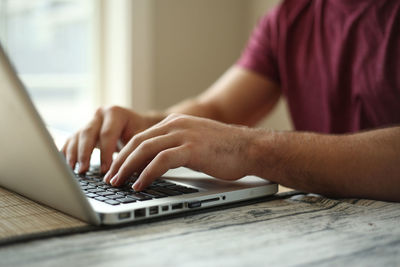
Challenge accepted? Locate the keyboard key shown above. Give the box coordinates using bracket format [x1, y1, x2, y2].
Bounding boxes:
[151, 187, 182, 196]
[87, 188, 105, 193]
[81, 185, 96, 190]
[142, 189, 168, 198]
[106, 194, 122, 200]
[97, 191, 115, 197]
[85, 193, 98, 198]
[98, 185, 112, 189]
[166, 185, 199, 194]
[105, 199, 120, 205]
[116, 197, 136, 204]
[128, 192, 153, 201]
[85, 180, 99, 184]
[107, 188, 122, 192]
[86, 176, 102, 181]
[94, 196, 108, 202]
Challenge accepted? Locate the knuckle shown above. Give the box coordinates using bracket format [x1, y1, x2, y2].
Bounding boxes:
[130, 133, 144, 147]
[105, 105, 123, 115]
[183, 142, 195, 152]
[182, 144, 195, 164]
[80, 126, 94, 137]
[166, 113, 180, 119]
[137, 139, 153, 152]
[174, 129, 195, 144]
[167, 115, 188, 127]
[171, 130, 185, 141]
[100, 128, 114, 139]
[157, 150, 171, 163]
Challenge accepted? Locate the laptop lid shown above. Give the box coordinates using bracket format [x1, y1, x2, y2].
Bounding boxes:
[0, 43, 101, 225]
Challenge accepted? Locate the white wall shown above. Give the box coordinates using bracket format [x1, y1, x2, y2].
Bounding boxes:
[127, 0, 292, 130]
[151, 0, 248, 110]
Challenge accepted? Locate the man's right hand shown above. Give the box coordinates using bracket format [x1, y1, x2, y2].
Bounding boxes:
[61, 106, 164, 174]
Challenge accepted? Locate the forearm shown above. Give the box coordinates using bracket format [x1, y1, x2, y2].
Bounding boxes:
[248, 127, 400, 202]
[163, 66, 281, 126]
[166, 97, 222, 121]
[139, 98, 221, 130]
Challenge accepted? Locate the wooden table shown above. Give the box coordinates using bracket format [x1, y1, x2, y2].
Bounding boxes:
[1, 190, 399, 267]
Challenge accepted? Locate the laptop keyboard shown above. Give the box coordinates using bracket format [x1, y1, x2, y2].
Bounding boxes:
[75, 170, 199, 206]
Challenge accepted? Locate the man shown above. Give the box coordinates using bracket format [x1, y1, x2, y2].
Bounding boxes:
[62, 0, 400, 202]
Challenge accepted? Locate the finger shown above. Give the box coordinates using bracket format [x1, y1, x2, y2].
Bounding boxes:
[109, 133, 181, 186]
[61, 138, 70, 156]
[99, 111, 125, 173]
[77, 111, 103, 173]
[66, 134, 79, 170]
[133, 146, 189, 191]
[104, 123, 168, 183]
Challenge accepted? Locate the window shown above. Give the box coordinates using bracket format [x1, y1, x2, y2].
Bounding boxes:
[0, 0, 95, 131]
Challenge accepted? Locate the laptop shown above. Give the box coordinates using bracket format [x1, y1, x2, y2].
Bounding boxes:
[0, 43, 278, 225]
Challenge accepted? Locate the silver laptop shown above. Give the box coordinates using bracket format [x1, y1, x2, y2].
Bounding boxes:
[0, 43, 278, 225]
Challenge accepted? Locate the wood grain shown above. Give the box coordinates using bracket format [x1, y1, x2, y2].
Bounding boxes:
[0, 186, 89, 243]
[1, 193, 399, 267]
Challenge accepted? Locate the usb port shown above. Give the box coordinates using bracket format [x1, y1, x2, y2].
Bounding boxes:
[134, 208, 146, 218]
[149, 206, 159, 215]
[171, 203, 183, 210]
[118, 212, 131, 220]
[162, 205, 169, 211]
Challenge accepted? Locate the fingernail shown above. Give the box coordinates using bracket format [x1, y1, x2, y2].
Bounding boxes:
[103, 172, 110, 182]
[77, 162, 83, 172]
[133, 181, 142, 191]
[110, 175, 118, 186]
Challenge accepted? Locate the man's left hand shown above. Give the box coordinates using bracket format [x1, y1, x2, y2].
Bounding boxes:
[103, 114, 255, 191]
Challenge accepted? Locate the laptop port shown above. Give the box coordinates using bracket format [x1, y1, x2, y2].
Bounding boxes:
[118, 212, 131, 220]
[188, 201, 201, 209]
[149, 206, 159, 215]
[134, 208, 146, 218]
[171, 203, 183, 210]
[162, 205, 169, 212]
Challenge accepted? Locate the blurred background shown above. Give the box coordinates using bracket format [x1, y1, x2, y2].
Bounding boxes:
[0, 0, 291, 132]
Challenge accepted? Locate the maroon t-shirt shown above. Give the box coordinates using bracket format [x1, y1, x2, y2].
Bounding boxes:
[238, 0, 400, 133]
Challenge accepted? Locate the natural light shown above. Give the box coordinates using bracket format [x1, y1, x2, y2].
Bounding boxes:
[0, 0, 95, 131]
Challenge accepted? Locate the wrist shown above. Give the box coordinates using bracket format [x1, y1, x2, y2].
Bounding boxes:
[246, 129, 288, 182]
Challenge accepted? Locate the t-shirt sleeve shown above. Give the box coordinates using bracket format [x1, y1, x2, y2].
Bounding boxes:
[237, 7, 280, 84]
